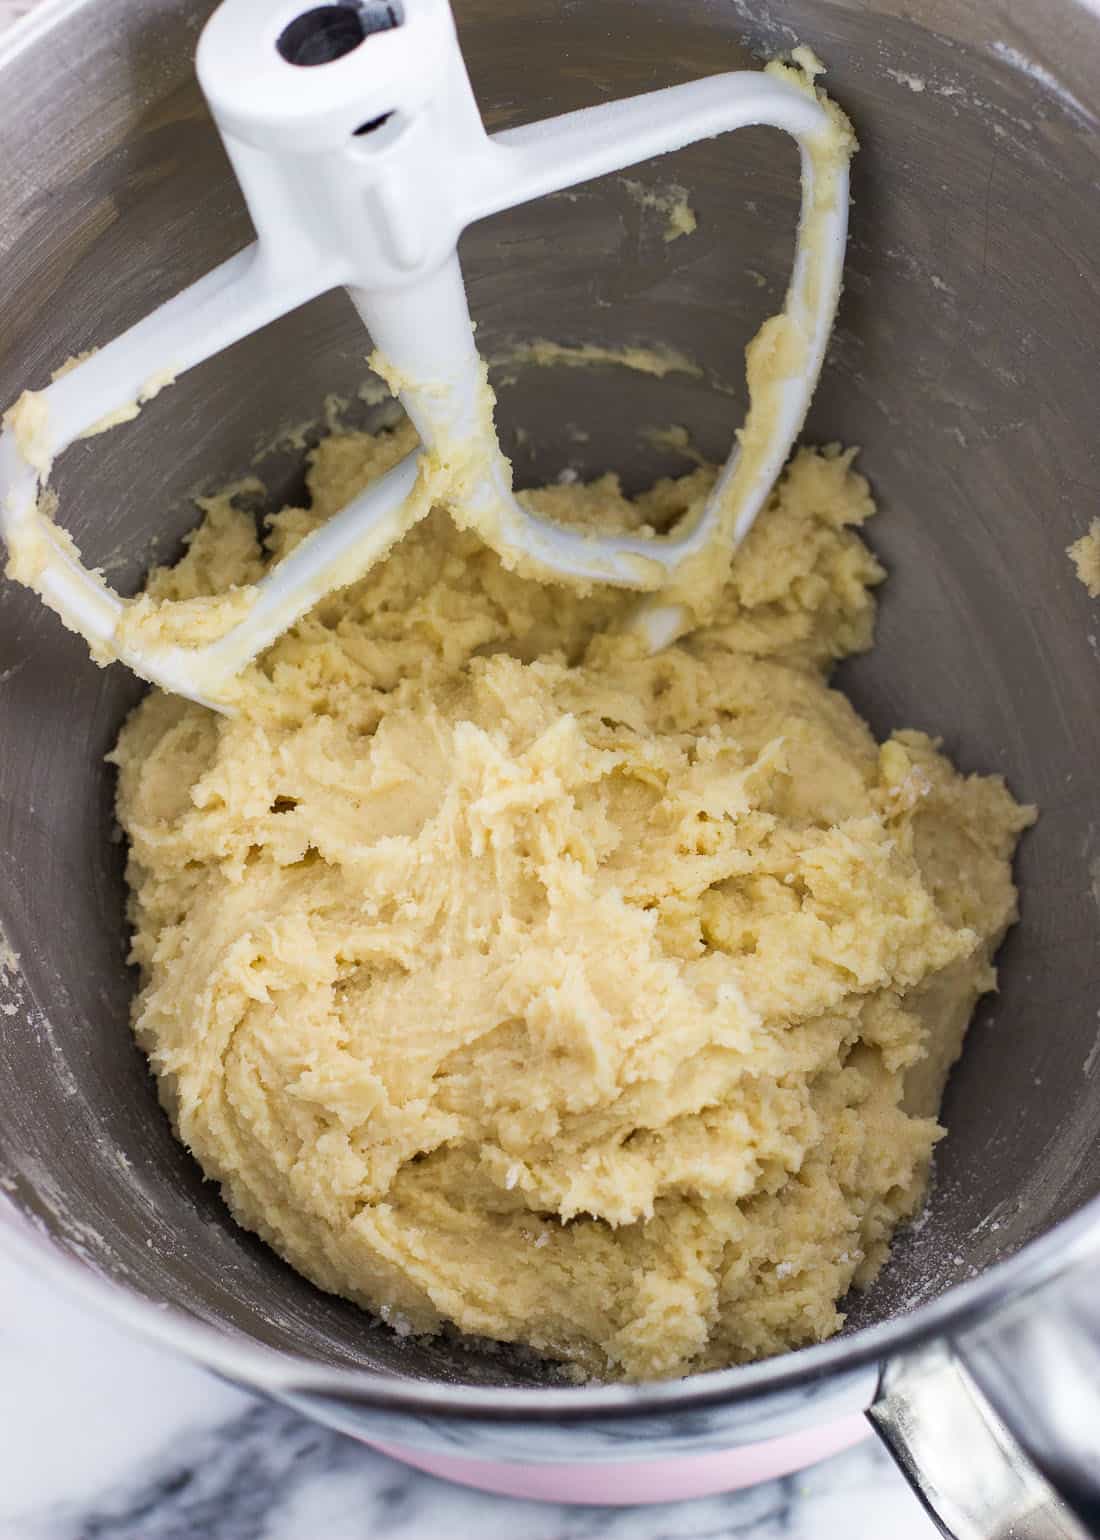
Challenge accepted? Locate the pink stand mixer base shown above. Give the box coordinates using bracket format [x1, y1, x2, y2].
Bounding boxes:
[368, 1414, 871, 1505]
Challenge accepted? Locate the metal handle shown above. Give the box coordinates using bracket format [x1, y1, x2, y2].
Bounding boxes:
[870, 1255, 1100, 1540]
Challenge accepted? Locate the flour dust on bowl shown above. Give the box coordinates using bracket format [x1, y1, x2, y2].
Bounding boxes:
[0, 0, 1099, 1534]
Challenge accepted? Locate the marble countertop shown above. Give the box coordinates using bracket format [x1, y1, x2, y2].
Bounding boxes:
[0, 0, 942, 1534]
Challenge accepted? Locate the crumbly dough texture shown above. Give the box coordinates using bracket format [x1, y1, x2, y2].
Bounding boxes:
[113, 428, 1033, 1380]
[1069, 520, 1100, 598]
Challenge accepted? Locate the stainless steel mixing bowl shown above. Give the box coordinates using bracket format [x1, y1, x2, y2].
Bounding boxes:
[2, 0, 1099, 1533]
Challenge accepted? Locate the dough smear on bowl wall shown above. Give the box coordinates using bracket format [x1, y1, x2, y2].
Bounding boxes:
[111, 423, 1034, 1382]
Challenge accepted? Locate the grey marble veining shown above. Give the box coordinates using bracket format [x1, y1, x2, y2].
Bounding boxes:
[15, 1398, 824, 1540]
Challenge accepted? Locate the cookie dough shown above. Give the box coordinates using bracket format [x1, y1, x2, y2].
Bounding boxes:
[112, 428, 1033, 1380]
[621, 178, 699, 242]
[1069, 520, 1100, 597]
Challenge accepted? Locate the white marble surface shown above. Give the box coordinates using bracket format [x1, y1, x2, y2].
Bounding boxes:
[0, 0, 945, 1534]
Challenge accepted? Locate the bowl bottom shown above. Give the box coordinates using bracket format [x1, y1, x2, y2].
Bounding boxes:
[368, 1414, 871, 1504]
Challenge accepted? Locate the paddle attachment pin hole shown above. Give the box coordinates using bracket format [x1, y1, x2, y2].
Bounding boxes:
[278, 1, 402, 68]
